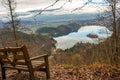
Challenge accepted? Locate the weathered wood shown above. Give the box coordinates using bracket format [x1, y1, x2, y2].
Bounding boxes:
[44, 55, 50, 79]
[30, 54, 48, 61]
[15, 55, 24, 60]
[1, 62, 6, 80]
[0, 45, 50, 80]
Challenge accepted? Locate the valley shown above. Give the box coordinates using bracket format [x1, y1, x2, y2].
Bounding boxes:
[0, 0, 120, 80]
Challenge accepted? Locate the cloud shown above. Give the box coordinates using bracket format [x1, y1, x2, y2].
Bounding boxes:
[0, 0, 107, 15]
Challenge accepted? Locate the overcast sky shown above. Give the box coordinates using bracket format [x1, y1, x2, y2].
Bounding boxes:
[0, 0, 106, 15]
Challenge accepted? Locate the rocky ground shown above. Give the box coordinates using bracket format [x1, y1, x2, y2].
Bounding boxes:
[0, 64, 120, 80]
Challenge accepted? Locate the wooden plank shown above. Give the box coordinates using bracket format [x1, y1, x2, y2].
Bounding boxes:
[0, 55, 7, 59]
[33, 63, 46, 71]
[3, 65, 28, 71]
[2, 60, 11, 64]
[0, 47, 22, 52]
[15, 55, 24, 60]
[30, 54, 48, 61]
[15, 61, 26, 65]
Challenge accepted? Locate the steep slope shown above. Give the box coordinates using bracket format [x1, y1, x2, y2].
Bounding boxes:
[0, 28, 56, 56]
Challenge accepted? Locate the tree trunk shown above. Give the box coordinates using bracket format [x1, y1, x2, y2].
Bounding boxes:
[7, 0, 18, 47]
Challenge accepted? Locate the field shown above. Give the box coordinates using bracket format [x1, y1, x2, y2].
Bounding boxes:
[28, 21, 68, 33]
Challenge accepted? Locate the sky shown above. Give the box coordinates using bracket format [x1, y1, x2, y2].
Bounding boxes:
[0, 0, 107, 15]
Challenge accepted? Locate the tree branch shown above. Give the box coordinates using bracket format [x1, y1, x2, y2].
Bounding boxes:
[35, 0, 60, 16]
[72, 0, 92, 13]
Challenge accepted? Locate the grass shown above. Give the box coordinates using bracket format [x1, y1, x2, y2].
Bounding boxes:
[28, 22, 69, 33]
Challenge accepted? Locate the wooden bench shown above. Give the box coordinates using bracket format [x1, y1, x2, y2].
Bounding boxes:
[0, 45, 50, 80]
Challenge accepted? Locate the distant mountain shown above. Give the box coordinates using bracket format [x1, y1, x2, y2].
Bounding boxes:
[18, 13, 98, 27]
[21, 13, 97, 22]
[0, 8, 100, 27]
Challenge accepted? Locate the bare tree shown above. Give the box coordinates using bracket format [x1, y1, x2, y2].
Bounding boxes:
[98, 0, 120, 66]
[109, 0, 120, 67]
[2, 0, 20, 47]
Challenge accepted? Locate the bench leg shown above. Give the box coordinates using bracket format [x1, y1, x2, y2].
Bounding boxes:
[18, 70, 21, 74]
[1, 67, 6, 80]
[46, 66, 50, 79]
[45, 57, 50, 79]
[29, 71, 35, 80]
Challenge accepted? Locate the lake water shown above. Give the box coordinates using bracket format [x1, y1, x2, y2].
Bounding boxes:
[54, 25, 112, 50]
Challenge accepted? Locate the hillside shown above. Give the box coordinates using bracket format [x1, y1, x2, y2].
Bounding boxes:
[36, 23, 80, 37]
[53, 32, 120, 66]
[0, 28, 56, 56]
[0, 26, 120, 80]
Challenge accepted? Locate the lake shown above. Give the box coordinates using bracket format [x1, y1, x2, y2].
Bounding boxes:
[54, 25, 112, 50]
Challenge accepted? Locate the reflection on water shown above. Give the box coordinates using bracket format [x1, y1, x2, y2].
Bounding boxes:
[54, 25, 112, 50]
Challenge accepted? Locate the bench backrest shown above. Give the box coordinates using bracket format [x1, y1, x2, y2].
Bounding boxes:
[0, 45, 31, 67]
